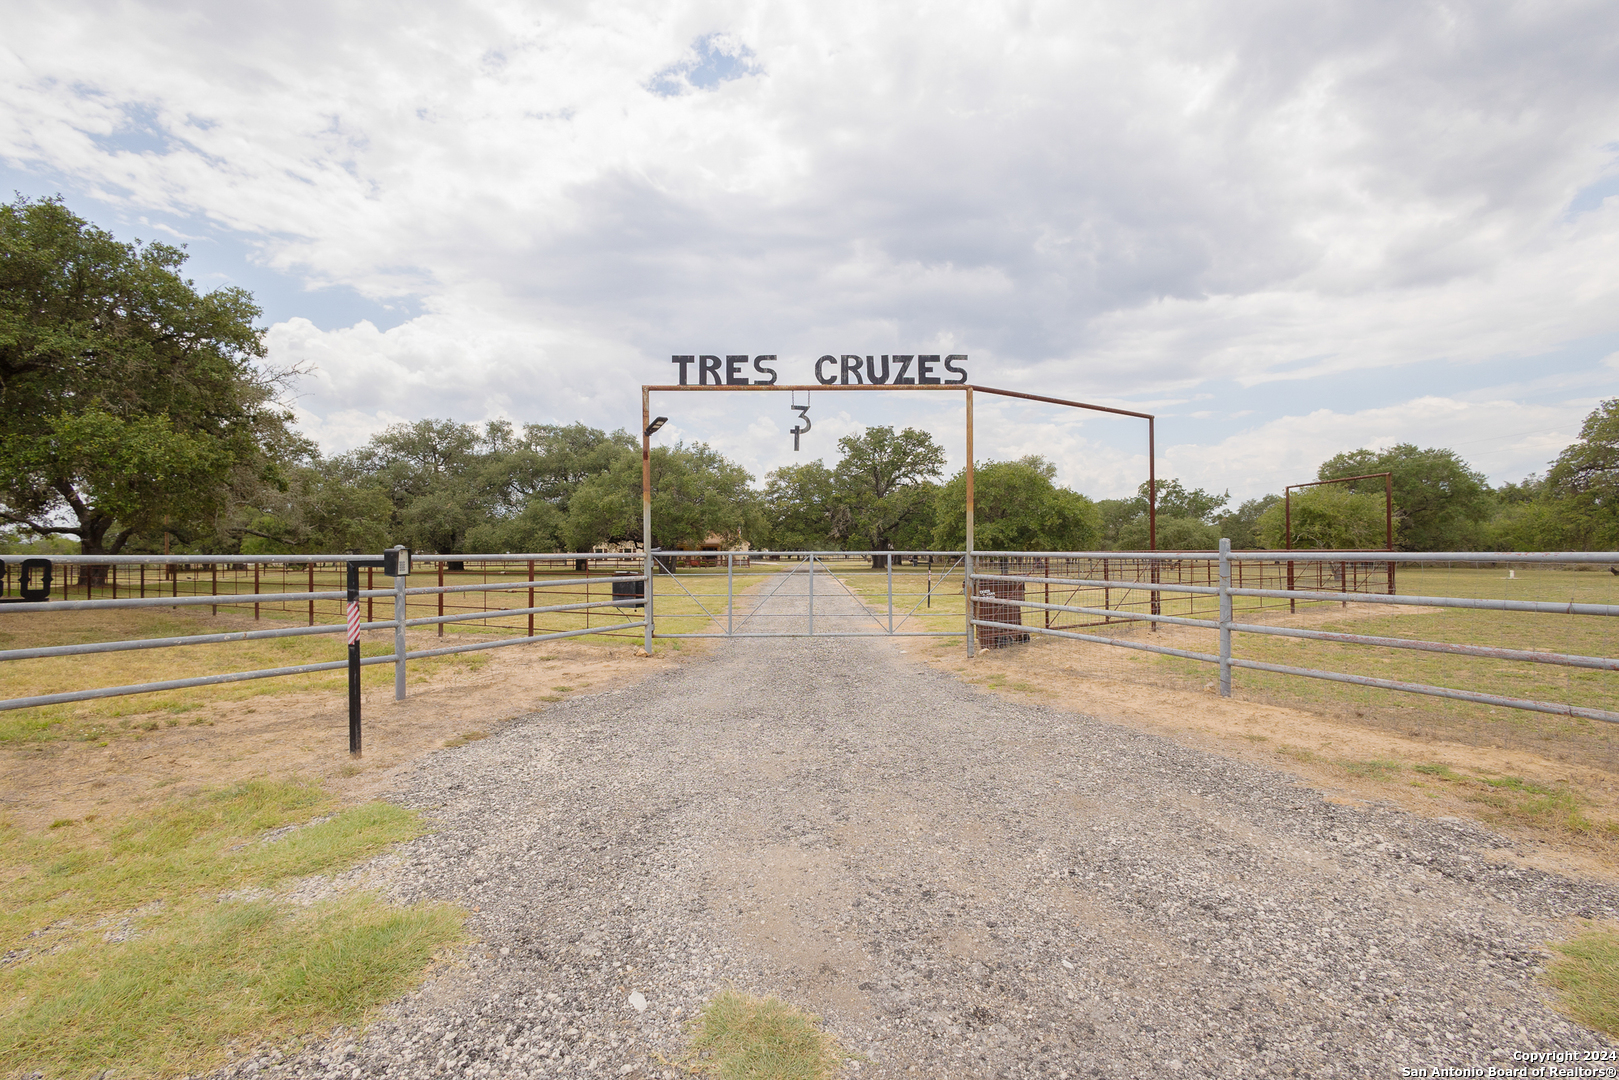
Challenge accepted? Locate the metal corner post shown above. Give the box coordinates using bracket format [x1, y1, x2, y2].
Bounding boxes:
[965, 386, 975, 658]
[346, 560, 362, 757]
[1148, 415, 1160, 627]
[643, 387, 654, 652]
[1385, 472, 1396, 596]
[1218, 538, 1232, 697]
[393, 555, 407, 701]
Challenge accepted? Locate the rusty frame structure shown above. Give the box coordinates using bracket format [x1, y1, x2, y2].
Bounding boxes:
[1283, 470, 1396, 611]
[640, 382, 1156, 654]
[1284, 471, 1394, 552]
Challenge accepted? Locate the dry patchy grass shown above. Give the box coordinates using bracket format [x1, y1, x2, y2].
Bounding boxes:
[0, 779, 463, 1078]
[0, 635, 676, 834]
[926, 632, 1619, 878]
[1547, 925, 1619, 1040]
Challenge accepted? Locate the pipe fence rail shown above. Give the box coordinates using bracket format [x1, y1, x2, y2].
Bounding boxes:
[0, 553, 648, 712]
[968, 544, 1619, 725]
[3, 546, 1615, 729]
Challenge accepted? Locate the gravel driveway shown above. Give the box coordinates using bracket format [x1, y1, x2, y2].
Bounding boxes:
[225, 568, 1619, 1079]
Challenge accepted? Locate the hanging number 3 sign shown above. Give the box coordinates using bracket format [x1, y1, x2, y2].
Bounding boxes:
[790, 393, 811, 451]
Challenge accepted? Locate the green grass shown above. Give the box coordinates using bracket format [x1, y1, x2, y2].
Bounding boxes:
[1227, 605, 1619, 722]
[681, 990, 849, 1080]
[1387, 761, 1613, 836]
[1339, 758, 1402, 781]
[0, 779, 464, 1078]
[1547, 925, 1619, 1038]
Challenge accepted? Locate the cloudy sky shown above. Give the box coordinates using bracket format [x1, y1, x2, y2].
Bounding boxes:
[4, 1, 1617, 501]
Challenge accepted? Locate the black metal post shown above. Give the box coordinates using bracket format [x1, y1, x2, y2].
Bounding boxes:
[346, 556, 390, 759]
[347, 562, 362, 758]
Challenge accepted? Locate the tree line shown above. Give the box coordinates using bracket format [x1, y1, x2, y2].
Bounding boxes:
[1092, 419, 1618, 553]
[241, 419, 1101, 560]
[3, 196, 1615, 558]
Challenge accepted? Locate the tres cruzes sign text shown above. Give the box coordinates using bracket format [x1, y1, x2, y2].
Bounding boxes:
[670, 354, 969, 386]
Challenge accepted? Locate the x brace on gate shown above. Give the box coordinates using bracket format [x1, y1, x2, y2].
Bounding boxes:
[639, 383, 1157, 656]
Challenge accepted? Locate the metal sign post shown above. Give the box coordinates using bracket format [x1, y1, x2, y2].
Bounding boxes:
[642, 395, 658, 653]
[965, 386, 975, 657]
[347, 546, 409, 758]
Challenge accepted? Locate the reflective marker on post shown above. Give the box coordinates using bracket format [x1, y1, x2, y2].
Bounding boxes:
[346, 570, 363, 758]
[346, 550, 400, 759]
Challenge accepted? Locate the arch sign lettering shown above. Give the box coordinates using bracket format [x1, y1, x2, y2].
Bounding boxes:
[669, 354, 969, 386]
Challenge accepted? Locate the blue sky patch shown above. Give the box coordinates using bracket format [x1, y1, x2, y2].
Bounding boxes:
[648, 33, 761, 97]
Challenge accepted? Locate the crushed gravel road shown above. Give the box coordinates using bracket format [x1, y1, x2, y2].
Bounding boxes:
[218, 569, 1619, 1079]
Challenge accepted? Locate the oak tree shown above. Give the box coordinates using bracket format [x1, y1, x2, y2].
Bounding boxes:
[0, 197, 297, 562]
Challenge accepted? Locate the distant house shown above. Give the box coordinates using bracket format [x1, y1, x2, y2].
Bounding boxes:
[697, 533, 750, 553]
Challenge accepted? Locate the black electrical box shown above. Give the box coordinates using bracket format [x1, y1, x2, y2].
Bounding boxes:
[612, 573, 645, 605]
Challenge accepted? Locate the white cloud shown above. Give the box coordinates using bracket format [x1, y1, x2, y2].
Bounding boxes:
[1161, 395, 1597, 503]
[2, 0, 1617, 493]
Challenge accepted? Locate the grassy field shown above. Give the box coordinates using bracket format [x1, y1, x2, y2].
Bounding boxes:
[0, 778, 463, 1078]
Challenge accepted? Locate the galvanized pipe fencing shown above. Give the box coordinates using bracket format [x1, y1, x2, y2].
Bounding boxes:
[5, 546, 1615, 729]
[967, 543, 1619, 724]
[0, 553, 647, 712]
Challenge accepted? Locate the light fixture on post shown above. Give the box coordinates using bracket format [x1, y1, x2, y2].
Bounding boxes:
[644, 416, 668, 437]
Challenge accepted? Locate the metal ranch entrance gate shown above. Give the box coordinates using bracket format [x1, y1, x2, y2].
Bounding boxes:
[638, 380, 1158, 657]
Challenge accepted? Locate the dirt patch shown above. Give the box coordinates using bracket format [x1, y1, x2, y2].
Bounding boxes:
[0, 638, 681, 831]
[928, 631, 1619, 883]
